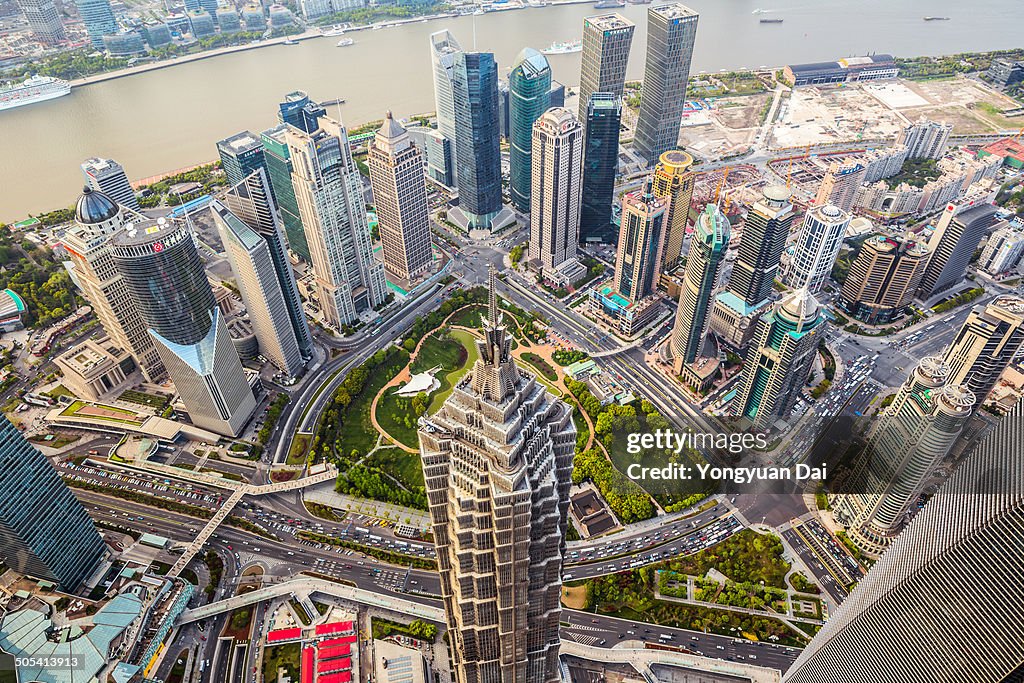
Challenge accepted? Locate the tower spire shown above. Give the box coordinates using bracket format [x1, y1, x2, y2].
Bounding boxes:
[487, 265, 500, 328]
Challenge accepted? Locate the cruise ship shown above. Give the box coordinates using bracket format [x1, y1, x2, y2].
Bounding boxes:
[541, 39, 582, 55]
[0, 75, 71, 112]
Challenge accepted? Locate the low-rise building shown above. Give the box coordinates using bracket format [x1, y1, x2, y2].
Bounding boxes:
[569, 488, 618, 537]
[977, 137, 1024, 170]
[54, 336, 141, 401]
[987, 58, 1024, 89]
[588, 286, 660, 337]
[0, 288, 27, 332]
[784, 54, 898, 86]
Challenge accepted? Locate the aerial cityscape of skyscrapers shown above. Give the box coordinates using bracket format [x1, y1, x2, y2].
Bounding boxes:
[1, 2, 1022, 682]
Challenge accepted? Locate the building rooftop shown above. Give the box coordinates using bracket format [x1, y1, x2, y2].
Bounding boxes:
[981, 137, 1024, 163]
[0, 592, 143, 683]
[512, 47, 550, 78]
[218, 130, 262, 153]
[585, 13, 634, 30]
[75, 186, 119, 224]
[0, 288, 27, 317]
[651, 2, 698, 20]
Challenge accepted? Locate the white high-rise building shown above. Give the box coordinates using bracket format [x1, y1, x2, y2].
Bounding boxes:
[212, 172, 308, 378]
[785, 204, 851, 293]
[898, 116, 952, 160]
[368, 112, 434, 282]
[430, 30, 462, 185]
[529, 107, 586, 285]
[979, 222, 1024, 277]
[418, 272, 575, 683]
[286, 117, 387, 328]
[63, 187, 165, 381]
[81, 157, 140, 211]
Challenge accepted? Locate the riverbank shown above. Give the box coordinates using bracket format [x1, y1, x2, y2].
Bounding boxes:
[65, 0, 597, 90]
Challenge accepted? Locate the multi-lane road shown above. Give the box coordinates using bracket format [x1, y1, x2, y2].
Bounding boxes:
[561, 610, 801, 671]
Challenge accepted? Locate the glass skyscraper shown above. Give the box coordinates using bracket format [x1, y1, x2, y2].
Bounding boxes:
[580, 93, 621, 244]
[0, 416, 105, 590]
[216, 131, 269, 190]
[216, 168, 312, 374]
[262, 125, 310, 261]
[633, 4, 699, 163]
[452, 51, 502, 230]
[75, 0, 116, 49]
[277, 91, 326, 134]
[508, 48, 552, 213]
[111, 217, 257, 436]
[578, 14, 635, 124]
[430, 30, 462, 184]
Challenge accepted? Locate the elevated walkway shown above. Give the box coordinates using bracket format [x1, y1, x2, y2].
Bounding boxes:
[177, 577, 444, 623]
[166, 467, 338, 578]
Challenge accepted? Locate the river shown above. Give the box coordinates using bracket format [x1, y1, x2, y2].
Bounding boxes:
[0, 0, 1015, 220]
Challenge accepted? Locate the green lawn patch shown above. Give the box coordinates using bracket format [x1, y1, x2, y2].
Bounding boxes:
[447, 304, 484, 329]
[362, 446, 424, 492]
[262, 643, 301, 683]
[410, 329, 468, 375]
[117, 389, 169, 409]
[371, 617, 438, 643]
[287, 433, 311, 465]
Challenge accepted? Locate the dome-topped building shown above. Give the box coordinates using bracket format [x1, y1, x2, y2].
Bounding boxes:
[735, 286, 827, 431]
[74, 186, 120, 225]
[778, 286, 821, 327]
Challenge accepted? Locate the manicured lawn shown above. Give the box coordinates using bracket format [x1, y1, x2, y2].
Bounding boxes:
[117, 389, 169, 409]
[448, 304, 484, 329]
[410, 330, 469, 375]
[426, 329, 479, 413]
[336, 348, 409, 459]
[375, 390, 421, 449]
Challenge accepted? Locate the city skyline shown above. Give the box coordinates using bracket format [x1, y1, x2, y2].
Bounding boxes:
[1, 10, 1022, 683]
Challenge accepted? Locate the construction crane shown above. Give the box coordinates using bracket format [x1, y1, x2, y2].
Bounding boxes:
[714, 167, 731, 206]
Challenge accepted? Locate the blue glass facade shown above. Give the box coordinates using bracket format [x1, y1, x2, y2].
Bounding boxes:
[580, 93, 621, 244]
[278, 91, 326, 134]
[217, 131, 269, 190]
[75, 0, 116, 49]
[452, 51, 502, 229]
[508, 48, 551, 213]
[262, 125, 310, 261]
[0, 416, 105, 590]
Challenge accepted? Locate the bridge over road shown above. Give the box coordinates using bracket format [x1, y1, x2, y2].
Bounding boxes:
[166, 466, 338, 578]
[177, 576, 445, 624]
